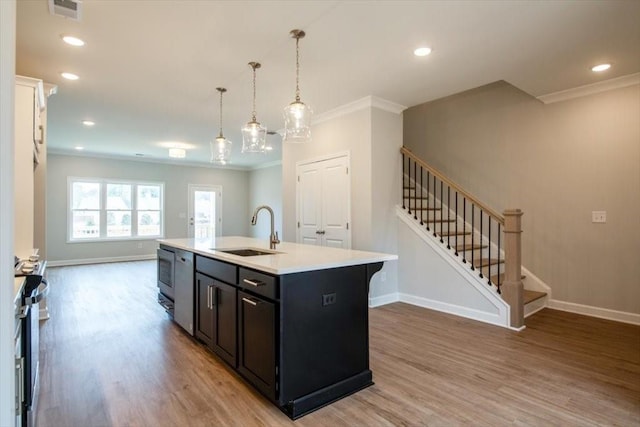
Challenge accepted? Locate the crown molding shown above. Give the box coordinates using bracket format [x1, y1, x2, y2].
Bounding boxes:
[537, 73, 640, 104]
[47, 148, 251, 171]
[313, 96, 407, 125]
[249, 160, 282, 171]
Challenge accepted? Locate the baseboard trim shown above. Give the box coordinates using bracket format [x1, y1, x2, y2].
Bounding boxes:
[47, 254, 156, 267]
[398, 293, 508, 328]
[548, 299, 640, 326]
[369, 293, 400, 308]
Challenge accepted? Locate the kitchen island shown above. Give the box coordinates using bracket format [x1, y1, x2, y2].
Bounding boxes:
[157, 237, 396, 419]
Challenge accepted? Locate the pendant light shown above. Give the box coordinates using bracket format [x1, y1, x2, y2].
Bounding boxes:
[241, 62, 267, 153]
[283, 29, 313, 143]
[210, 87, 232, 165]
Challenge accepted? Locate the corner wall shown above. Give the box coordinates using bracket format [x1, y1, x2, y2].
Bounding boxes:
[403, 80, 640, 316]
[282, 98, 403, 300]
[248, 164, 282, 240]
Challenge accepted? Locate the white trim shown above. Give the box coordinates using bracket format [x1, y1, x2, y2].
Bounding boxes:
[313, 96, 407, 125]
[47, 148, 252, 171]
[0, 1, 16, 424]
[396, 206, 511, 328]
[369, 292, 400, 307]
[249, 160, 282, 171]
[47, 254, 157, 267]
[548, 299, 640, 326]
[398, 293, 518, 329]
[537, 73, 640, 104]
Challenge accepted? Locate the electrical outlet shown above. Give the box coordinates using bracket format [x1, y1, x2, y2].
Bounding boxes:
[592, 211, 607, 223]
[322, 293, 336, 306]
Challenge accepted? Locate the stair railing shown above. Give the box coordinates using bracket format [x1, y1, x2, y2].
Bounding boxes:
[401, 147, 524, 328]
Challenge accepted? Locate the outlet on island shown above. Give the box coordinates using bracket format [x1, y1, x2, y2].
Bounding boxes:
[322, 292, 337, 306]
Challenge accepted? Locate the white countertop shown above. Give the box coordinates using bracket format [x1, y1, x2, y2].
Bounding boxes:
[158, 236, 397, 275]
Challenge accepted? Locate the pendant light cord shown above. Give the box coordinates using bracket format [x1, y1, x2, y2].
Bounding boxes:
[252, 65, 257, 122]
[295, 36, 300, 102]
[218, 89, 224, 138]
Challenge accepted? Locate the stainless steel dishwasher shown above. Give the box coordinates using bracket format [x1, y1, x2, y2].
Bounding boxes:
[173, 249, 194, 335]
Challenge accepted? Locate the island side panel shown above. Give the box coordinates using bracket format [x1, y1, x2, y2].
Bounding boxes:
[278, 264, 375, 415]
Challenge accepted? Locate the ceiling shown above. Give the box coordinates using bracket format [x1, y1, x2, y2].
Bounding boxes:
[16, 0, 640, 169]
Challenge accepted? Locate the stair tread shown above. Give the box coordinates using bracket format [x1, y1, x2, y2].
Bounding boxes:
[410, 207, 440, 211]
[426, 218, 456, 223]
[404, 196, 429, 200]
[439, 230, 471, 236]
[454, 244, 487, 251]
[472, 257, 503, 267]
[524, 290, 547, 304]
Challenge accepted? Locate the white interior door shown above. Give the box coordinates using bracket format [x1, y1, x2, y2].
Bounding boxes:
[296, 154, 351, 249]
[188, 184, 222, 239]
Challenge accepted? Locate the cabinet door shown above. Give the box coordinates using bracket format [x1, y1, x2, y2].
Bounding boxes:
[195, 273, 214, 347]
[211, 280, 237, 367]
[238, 290, 276, 401]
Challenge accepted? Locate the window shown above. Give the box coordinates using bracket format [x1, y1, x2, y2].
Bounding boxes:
[69, 178, 164, 241]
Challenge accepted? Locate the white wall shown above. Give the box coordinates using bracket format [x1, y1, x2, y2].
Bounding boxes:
[0, 0, 16, 423]
[46, 154, 250, 263]
[248, 164, 282, 240]
[282, 98, 403, 299]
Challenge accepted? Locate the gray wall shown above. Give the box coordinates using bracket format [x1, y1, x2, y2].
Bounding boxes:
[46, 154, 250, 262]
[248, 164, 282, 240]
[403, 81, 640, 314]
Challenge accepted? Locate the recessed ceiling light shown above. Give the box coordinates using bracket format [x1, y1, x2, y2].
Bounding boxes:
[62, 35, 85, 47]
[168, 148, 186, 158]
[265, 146, 273, 151]
[74, 146, 84, 150]
[591, 63, 611, 72]
[61, 72, 79, 80]
[414, 47, 432, 57]
[82, 120, 95, 126]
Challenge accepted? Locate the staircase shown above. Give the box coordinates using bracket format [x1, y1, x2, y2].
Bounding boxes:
[399, 147, 547, 329]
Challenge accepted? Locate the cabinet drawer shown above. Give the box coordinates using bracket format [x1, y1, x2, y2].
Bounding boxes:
[196, 256, 237, 284]
[239, 267, 278, 300]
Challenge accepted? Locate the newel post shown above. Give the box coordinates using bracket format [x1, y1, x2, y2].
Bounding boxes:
[502, 209, 524, 329]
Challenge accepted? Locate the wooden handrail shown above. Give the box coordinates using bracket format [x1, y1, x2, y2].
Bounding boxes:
[401, 147, 504, 225]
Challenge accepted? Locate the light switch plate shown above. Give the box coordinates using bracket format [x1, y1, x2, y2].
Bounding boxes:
[592, 211, 606, 223]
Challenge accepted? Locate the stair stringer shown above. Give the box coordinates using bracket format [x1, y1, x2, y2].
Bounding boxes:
[397, 206, 514, 329]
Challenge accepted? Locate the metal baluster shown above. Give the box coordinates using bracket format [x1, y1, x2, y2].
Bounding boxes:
[419, 167, 424, 225]
[447, 186, 451, 249]
[462, 198, 466, 263]
[497, 223, 502, 294]
[433, 174, 437, 237]
[488, 218, 492, 285]
[402, 152, 405, 210]
[454, 191, 459, 256]
[471, 203, 475, 271]
[479, 211, 484, 279]
[439, 180, 444, 243]
[426, 171, 430, 231]
[413, 160, 417, 220]
[407, 157, 412, 216]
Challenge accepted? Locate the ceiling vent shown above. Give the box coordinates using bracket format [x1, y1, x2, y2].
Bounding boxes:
[48, 0, 82, 21]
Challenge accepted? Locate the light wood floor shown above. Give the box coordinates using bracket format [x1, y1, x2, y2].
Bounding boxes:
[37, 261, 640, 426]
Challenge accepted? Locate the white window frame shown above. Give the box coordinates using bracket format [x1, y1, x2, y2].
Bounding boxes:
[67, 177, 165, 242]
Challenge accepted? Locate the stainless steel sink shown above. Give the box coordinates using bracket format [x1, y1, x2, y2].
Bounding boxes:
[215, 248, 280, 257]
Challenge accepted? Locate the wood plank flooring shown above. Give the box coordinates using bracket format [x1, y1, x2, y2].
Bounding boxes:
[37, 261, 640, 426]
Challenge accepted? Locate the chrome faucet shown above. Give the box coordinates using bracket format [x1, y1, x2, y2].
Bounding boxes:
[251, 205, 280, 250]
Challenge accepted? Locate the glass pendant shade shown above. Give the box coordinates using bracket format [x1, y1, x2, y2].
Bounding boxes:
[283, 101, 312, 143]
[210, 136, 231, 165]
[241, 120, 267, 153]
[242, 62, 267, 153]
[283, 29, 312, 143]
[211, 87, 232, 164]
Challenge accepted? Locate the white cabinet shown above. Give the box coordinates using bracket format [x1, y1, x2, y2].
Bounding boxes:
[296, 154, 351, 249]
